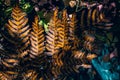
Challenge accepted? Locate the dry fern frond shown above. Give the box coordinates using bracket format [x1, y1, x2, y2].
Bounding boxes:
[45, 9, 61, 56]
[52, 65, 61, 78]
[4, 71, 18, 79]
[52, 50, 96, 77]
[0, 49, 19, 68]
[83, 32, 95, 51]
[69, 14, 76, 41]
[79, 8, 97, 27]
[23, 70, 38, 80]
[53, 65, 79, 77]
[72, 50, 87, 63]
[80, 9, 86, 27]
[68, 14, 80, 49]
[49, 8, 61, 27]
[18, 50, 29, 59]
[1, 58, 19, 68]
[0, 72, 12, 80]
[73, 50, 97, 62]
[52, 51, 81, 78]
[56, 14, 65, 48]
[45, 25, 59, 56]
[91, 8, 97, 25]
[52, 8, 64, 49]
[57, 24, 65, 48]
[4, 5, 30, 53]
[53, 7, 59, 24]
[52, 51, 64, 68]
[29, 16, 45, 58]
[61, 10, 71, 51]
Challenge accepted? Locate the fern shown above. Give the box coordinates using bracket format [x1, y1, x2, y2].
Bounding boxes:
[69, 14, 76, 41]
[23, 70, 38, 80]
[61, 10, 71, 51]
[45, 8, 60, 56]
[4, 5, 30, 53]
[0, 71, 13, 80]
[0, 49, 19, 69]
[69, 14, 80, 49]
[29, 16, 45, 58]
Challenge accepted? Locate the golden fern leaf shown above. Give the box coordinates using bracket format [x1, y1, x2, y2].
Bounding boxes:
[0, 72, 12, 80]
[69, 14, 80, 49]
[87, 8, 92, 26]
[72, 50, 87, 63]
[69, 14, 76, 41]
[52, 51, 82, 77]
[91, 8, 97, 25]
[45, 24, 59, 56]
[56, 15, 65, 48]
[5, 5, 30, 53]
[61, 10, 71, 51]
[72, 36, 81, 49]
[4, 71, 18, 79]
[23, 70, 38, 80]
[53, 7, 59, 24]
[52, 51, 64, 67]
[73, 50, 97, 63]
[57, 25, 65, 48]
[45, 9, 60, 56]
[54, 51, 92, 77]
[52, 8, 65, 49]
[1, 58, 19, 68]
[49, 8, 61, 27]
[29, 16, 45, 58]
[52, 65, 61, 78]
[0, 50, 19, 68]
[18, 50, 29, 59]
[59, 65, 79, 76]
[69, 14, 79, 50]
